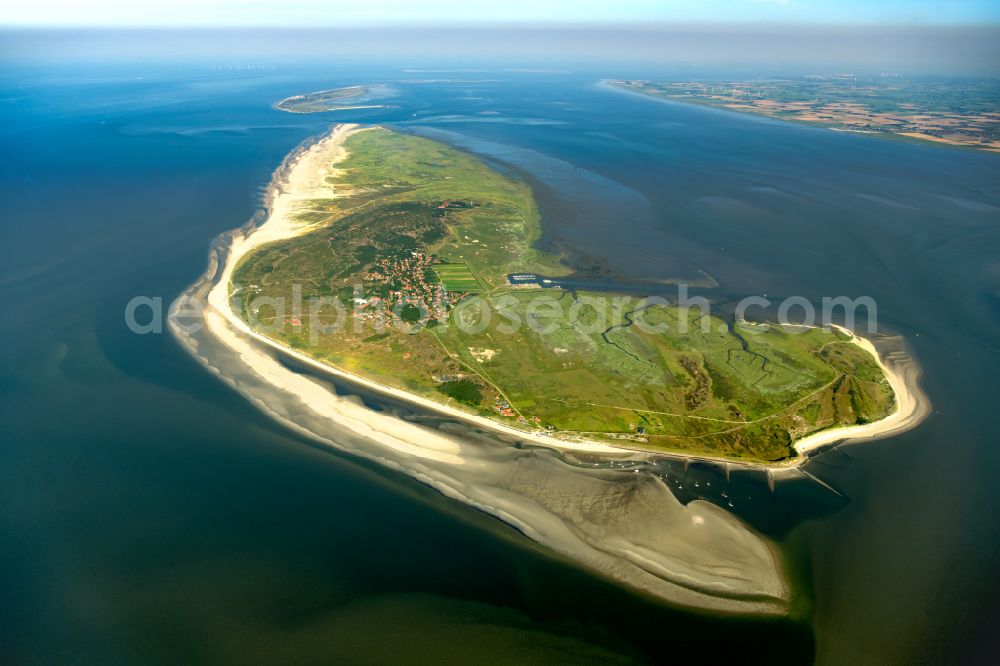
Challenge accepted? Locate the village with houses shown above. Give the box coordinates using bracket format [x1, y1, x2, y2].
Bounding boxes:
[351, 251, 462, 327]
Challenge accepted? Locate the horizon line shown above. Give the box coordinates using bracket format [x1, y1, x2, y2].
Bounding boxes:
[3, 20, 1000, 31]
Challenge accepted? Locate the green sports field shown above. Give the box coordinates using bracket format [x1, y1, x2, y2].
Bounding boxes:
[433, 262, 484, 293]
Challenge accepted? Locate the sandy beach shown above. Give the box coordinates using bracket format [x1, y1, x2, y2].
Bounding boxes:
[202, 124, 484, 466]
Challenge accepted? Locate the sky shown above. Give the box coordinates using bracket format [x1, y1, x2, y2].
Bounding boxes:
[3, 0, 999, 27]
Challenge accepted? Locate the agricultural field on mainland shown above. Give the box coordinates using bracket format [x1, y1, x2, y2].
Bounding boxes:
[611, 77, 1000, 152]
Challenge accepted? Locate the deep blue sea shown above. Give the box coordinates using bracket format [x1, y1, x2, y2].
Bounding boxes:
[2, 32, 999, 664]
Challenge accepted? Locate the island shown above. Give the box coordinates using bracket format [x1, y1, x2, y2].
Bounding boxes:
[174, 121, 930, 614]
[274, 84, 395, 113]
[225, 123, 901, 464]
[608, 77, 1000, 153]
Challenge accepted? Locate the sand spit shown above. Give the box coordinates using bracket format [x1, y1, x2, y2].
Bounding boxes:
[793, 325, 930, 455]
[170, 124, 791, 614]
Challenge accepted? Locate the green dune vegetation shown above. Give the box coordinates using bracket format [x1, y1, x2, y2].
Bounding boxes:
[231, 127, 895, 463]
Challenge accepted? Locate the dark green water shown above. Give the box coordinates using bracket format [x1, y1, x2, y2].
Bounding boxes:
[2, 35, 999, 664]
